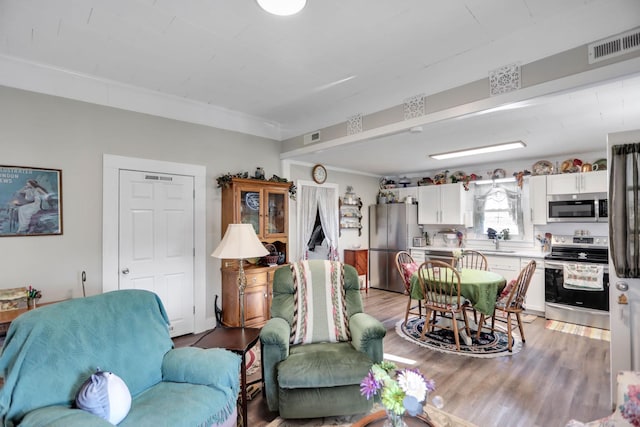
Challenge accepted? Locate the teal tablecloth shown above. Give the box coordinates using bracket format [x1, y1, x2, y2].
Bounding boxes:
[410, 268, 507, 316]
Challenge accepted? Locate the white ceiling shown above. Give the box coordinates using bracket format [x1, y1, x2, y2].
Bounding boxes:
[1, 0, 640, 177]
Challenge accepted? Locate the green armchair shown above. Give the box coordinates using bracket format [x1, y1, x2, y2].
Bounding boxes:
[260, 260, 386, 419]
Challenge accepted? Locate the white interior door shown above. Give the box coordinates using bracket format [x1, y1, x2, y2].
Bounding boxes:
[119, 169, 195, 337]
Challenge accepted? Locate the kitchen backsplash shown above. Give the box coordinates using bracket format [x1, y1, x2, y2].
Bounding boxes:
[535, 222, 609, 239]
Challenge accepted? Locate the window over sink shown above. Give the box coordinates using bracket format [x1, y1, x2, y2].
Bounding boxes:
[472, 180, 524, 240]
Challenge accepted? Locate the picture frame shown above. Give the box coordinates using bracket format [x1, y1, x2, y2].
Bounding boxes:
[0, 165, 63, 237]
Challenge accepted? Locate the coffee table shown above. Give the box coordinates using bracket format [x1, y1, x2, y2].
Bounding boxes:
[351, 404, 478, 427]
[191, 326, 261, 427]
[352, 410, 435, 426]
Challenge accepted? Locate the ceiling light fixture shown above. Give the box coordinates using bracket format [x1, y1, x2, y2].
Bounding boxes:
[430, 141, 526, 160]
[257, 0, 306, 16]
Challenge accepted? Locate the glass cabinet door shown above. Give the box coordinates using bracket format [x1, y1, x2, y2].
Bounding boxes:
[240, 189, 261, 235]
[266, 191, 286, 235]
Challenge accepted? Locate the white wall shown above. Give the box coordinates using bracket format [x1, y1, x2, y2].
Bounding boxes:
[0, 85, 282, 320]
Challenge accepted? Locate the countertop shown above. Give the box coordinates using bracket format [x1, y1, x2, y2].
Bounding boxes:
[408, 246, 548, 259]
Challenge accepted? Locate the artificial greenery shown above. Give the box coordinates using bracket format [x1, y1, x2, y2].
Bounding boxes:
[216, 171, 296, 200]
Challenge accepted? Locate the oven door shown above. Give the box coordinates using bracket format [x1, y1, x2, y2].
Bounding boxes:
[544, 261, 609, 311]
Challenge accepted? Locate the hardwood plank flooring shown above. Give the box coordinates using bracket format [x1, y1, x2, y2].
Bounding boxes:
[175, 288, 612, 427]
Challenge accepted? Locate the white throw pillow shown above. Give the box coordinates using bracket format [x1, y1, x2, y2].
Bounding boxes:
[75, 369, 132, 425]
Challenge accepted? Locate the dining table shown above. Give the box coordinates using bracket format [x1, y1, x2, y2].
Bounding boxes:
[409, 267, 507, 345]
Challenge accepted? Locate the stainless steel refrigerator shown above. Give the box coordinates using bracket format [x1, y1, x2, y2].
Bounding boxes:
[369, 204, 420, 293]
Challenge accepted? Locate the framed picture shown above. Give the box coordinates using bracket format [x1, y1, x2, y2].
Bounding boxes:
[0, 165, 62, 237]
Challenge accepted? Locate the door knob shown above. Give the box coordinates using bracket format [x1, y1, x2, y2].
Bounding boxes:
[122, 268, 130, 275]
[616, 282, 629, 292]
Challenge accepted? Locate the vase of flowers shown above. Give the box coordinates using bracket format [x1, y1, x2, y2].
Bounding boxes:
[26, 285, 42, 309]
[360, 361, 435, 427]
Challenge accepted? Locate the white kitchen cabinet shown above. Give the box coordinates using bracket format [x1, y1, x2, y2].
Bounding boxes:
[521, 258, 545, 314]
[528, 175, 547, 225]
[417, 183, 466, 225]
[485, 255, 520, 284]
[394, 186, 418, 203]
[546, 170, 607, 195]
[410, 249, 426, 264]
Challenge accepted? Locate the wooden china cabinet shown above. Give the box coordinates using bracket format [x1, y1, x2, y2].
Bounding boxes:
[220, 178, 290, 327]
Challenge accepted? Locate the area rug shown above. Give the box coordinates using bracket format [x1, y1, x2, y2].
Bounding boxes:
[545, 320, 610, 341]
[246, 343, 261, 376]
[493, 311, 538, 323]
[396, 317, 522, 357]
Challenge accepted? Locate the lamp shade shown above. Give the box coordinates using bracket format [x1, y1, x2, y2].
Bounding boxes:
[211, 224, 269, 259]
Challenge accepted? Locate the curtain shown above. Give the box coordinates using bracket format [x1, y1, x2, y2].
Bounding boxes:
[298, 186, 319, 261]
[316, 187, 339, 261]
[472, 181, 523, 238]
[610, 143, 640, 277]
[297, 185, 339, 260]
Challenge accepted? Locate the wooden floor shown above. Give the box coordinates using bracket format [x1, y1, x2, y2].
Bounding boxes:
[175, 288, 612, 427]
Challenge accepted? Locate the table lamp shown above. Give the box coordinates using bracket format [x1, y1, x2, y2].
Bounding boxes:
[211, 223, 269, 327]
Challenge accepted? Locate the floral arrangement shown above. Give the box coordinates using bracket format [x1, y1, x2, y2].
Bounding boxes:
[360, 361, 435, 417]
[26, 285, 42, 300]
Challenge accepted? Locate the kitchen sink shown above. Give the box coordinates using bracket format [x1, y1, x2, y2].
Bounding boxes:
[480, 249, 516, 254]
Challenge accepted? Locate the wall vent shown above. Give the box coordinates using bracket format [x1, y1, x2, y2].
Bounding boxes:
[588, 27, 640, 64]
[303, 131, 321, 145]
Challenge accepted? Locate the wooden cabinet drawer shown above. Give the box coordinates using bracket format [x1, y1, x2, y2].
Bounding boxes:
[245, 271, 268, 287]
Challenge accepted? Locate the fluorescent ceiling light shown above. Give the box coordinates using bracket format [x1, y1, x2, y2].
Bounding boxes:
[430, 141, 526, 160]
[257, 0, 306, 16]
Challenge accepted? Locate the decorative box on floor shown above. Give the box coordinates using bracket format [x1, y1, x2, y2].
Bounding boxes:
[0, 287, 27, 311]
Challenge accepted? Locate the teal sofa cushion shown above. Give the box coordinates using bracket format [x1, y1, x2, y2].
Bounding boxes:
[0, 290, 240, 427]
[18, 382, 234, 427]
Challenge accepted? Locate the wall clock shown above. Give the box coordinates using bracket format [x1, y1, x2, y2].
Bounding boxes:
[312, 164, 327, 184]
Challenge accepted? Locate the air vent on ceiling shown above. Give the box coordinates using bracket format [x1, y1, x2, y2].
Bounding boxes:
[303, 131, 321, 145]
[588, 27, 640, 64]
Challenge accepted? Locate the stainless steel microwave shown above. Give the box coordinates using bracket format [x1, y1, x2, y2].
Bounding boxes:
[547, 193, 608, 222]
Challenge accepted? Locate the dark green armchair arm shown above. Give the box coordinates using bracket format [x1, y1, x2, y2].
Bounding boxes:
[259, 317, 291, 412]
[349, 312, 386, 363]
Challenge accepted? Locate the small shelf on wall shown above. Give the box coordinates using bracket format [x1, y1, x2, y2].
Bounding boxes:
[339, 186, 363, 236]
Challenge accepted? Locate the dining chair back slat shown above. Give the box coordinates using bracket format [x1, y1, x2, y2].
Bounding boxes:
[477, 259, 537, 352]
[395, 251, 423, 323]
[456, 250, 489, 323]
[456, 250, 488, 271]
[505, 260, 536, 310]
[417, 260, 470, 351]
[395, 251, 415, 292]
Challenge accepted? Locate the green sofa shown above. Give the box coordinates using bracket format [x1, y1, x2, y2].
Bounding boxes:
[0, 290, 240, 427]
[260, 261, 386, 419]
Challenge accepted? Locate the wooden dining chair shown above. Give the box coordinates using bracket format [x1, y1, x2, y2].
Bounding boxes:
[395, 251, 422, 323]
[478, 259, 536, 352]
[418, 260, 471, 351]
[456, 249, 488, 270]
[455, 250, 488, 323]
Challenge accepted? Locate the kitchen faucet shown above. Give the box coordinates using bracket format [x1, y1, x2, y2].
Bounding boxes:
[493, 232, 503, 250]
